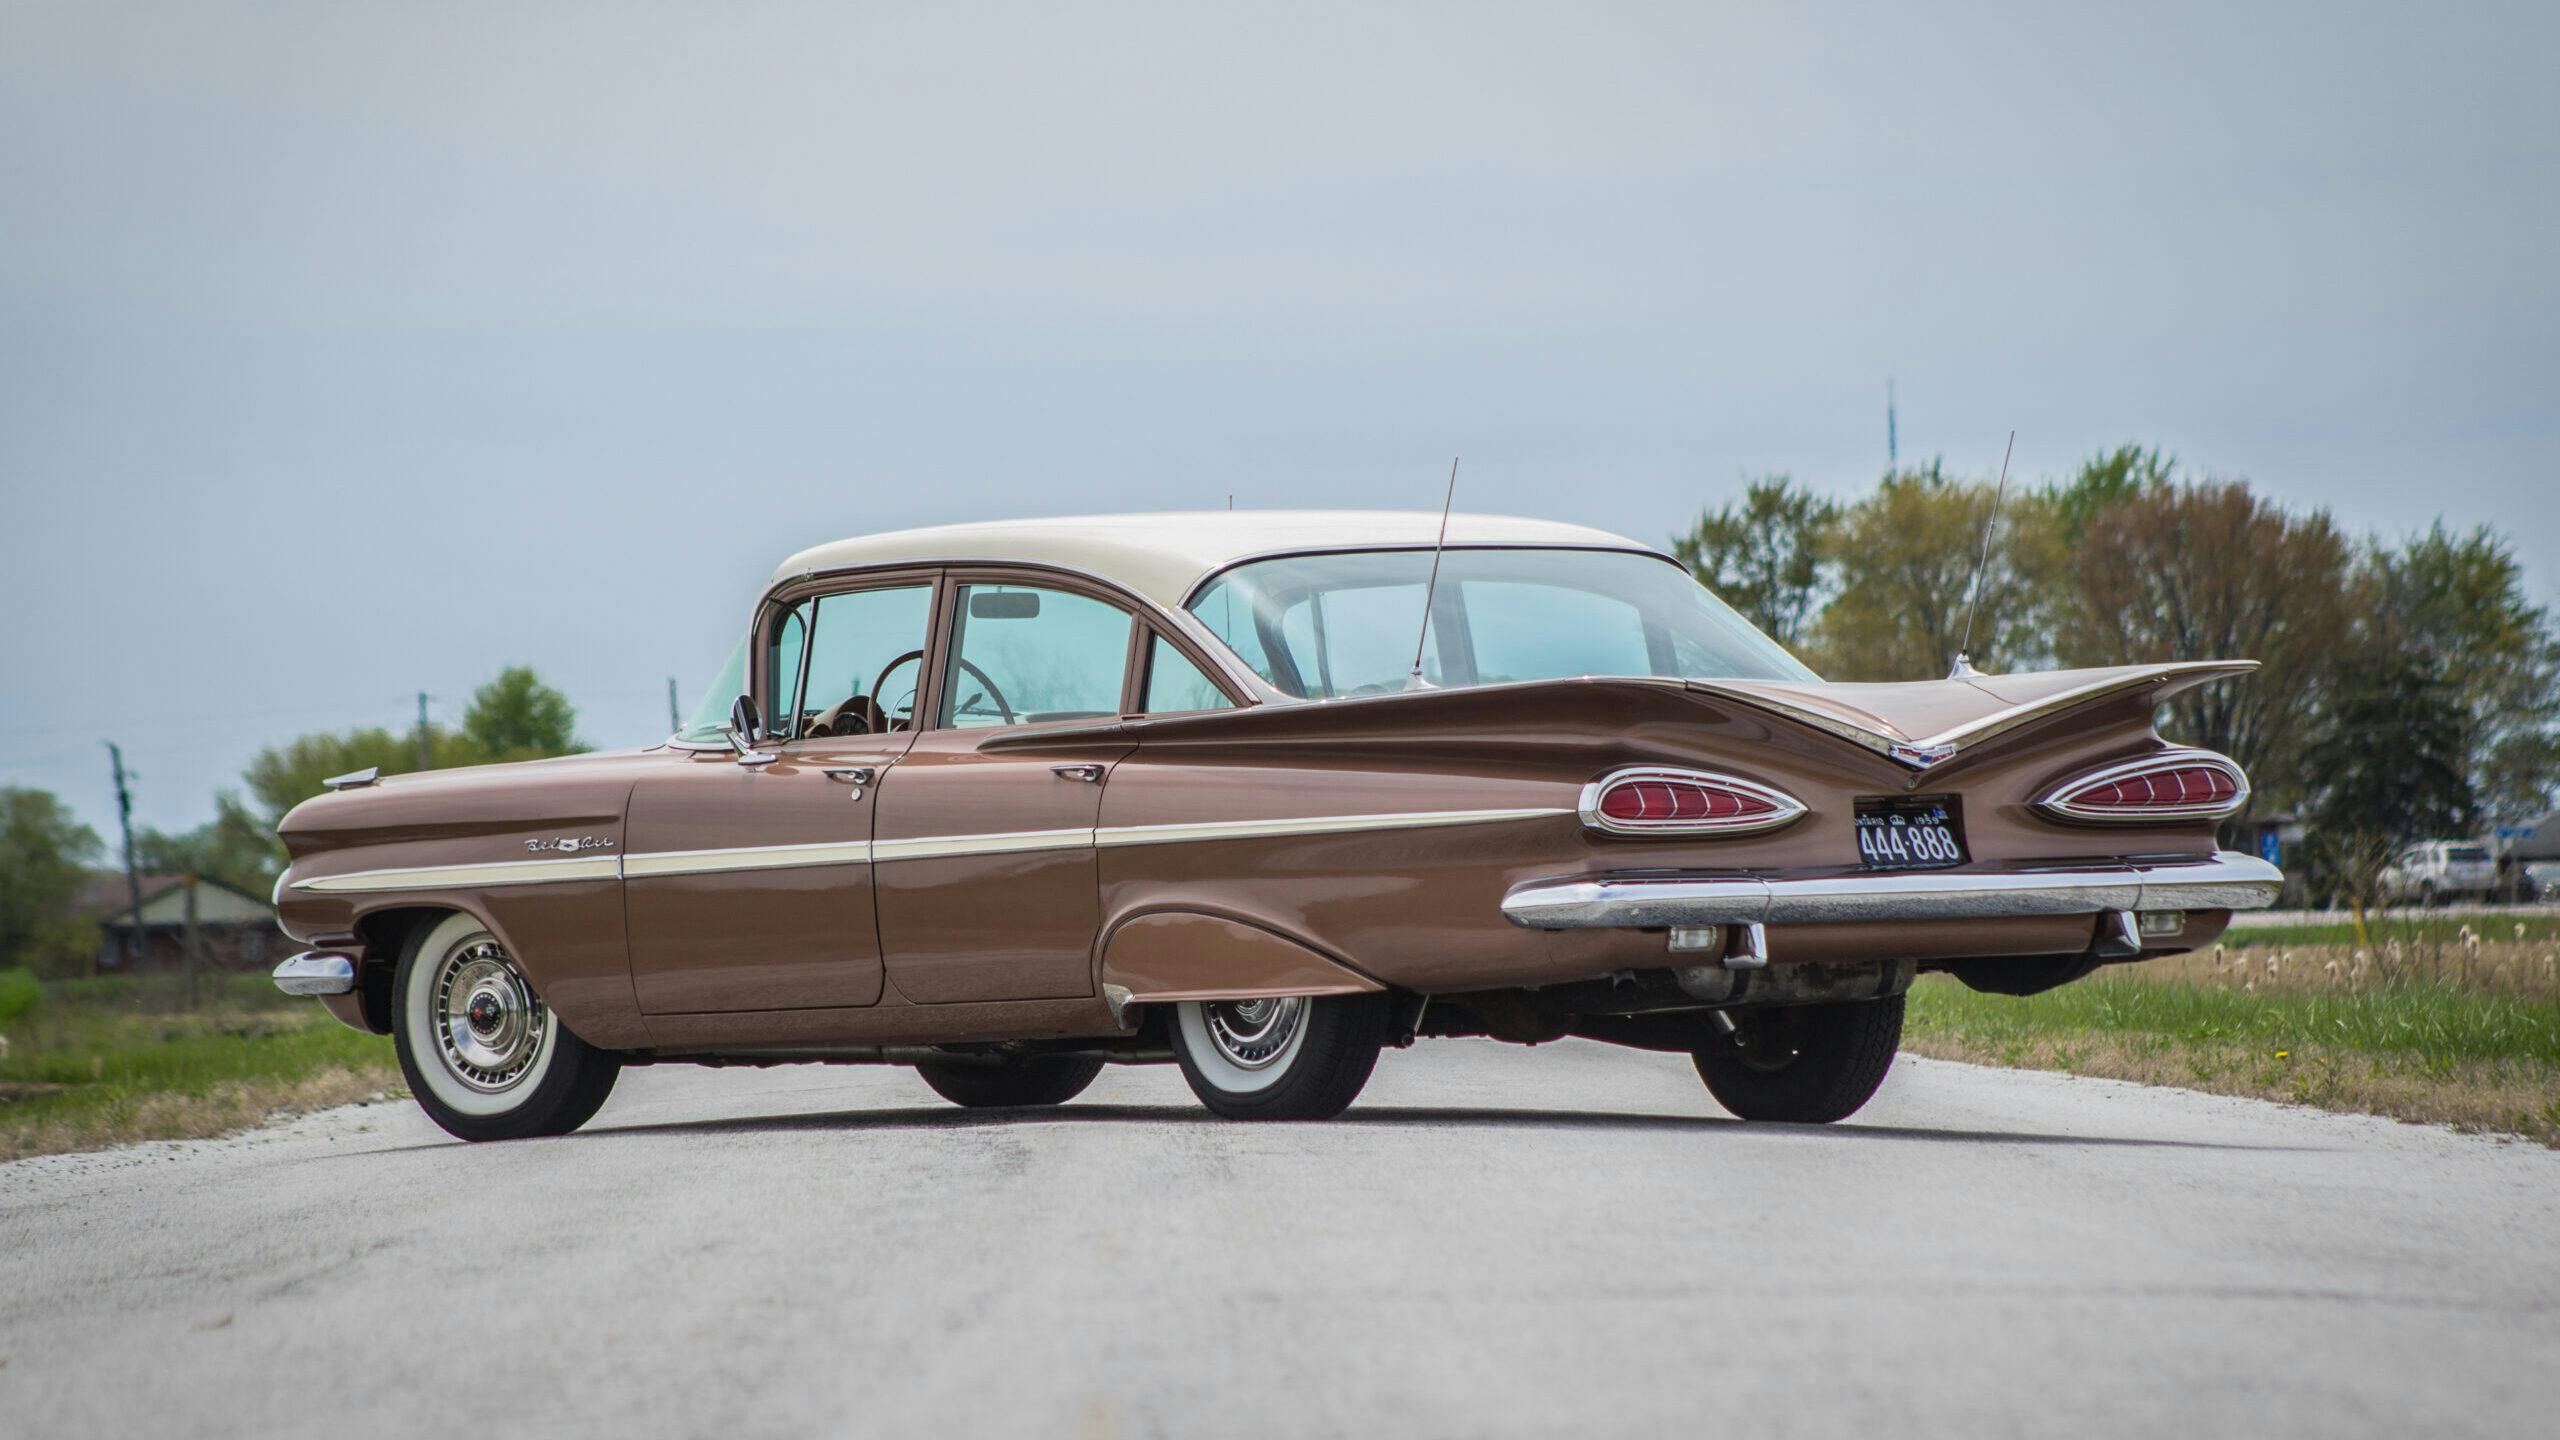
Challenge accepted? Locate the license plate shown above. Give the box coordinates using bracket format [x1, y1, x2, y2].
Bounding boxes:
[1854, 796, 1967, 871]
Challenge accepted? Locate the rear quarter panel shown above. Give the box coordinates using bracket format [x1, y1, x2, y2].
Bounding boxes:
[1094, 678, 2226, 992]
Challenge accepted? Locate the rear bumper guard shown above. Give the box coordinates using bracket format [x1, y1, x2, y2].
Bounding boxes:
[1502, 851, 2282, 930]
[272, 951, 359, 996]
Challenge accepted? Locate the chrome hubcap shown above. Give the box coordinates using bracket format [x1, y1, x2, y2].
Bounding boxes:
[1202, 997, 1306, 1070]
[434, 939, 548, 1092]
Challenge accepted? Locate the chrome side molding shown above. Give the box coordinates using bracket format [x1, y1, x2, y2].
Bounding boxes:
[272, 951, 359, 996]
[1501, 852, 2284, 930]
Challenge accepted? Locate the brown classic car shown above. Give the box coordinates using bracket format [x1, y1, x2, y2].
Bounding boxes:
[272, 511, 2281, 1140]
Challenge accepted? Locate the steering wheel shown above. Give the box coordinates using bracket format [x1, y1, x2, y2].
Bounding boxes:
[803, 694, 885, 739]
[870, 651, 1018, 727]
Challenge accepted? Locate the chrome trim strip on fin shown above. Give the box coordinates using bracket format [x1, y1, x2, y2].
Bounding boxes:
[1685, 662, 2260, 772]
[1093, 807, 1569, 848]
[1500, 852, 2283, 930]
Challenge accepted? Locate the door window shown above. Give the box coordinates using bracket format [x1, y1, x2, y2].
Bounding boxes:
[1141, 634, 1236, 713]
[769, 583, 935, 737]
[942, 584, 1133, 728]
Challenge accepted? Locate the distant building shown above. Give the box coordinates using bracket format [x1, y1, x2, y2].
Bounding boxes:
[76, 873, 282, 973]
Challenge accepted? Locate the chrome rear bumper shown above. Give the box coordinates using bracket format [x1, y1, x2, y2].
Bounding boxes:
[272, 951, 358, 996]
[1502, 851, 2282, 930]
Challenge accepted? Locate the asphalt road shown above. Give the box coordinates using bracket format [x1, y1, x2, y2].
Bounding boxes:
[5, 1042, 2557, 1440]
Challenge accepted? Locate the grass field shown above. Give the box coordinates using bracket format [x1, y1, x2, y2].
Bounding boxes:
[1903, 938, 2560, 1145]
[0, 972, 399, 1163]
[2224, 911, 2560, 951]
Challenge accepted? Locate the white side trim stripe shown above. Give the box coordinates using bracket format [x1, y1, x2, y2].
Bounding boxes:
[292, 807, 1565, 892]
[872, 828, 1093, 862]
[292, 856, 621, 894]
[621, 840, 873, 878]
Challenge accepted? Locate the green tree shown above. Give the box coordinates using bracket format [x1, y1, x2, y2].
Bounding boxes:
[2051, 443, 2175, 544]
[1807, 463, 2063, 679]
[216, 669, 588, 890]
[133, 805, 288, 901]
[2299, 645, 2475, 905]
[460, 667, 586, 762]
[0, 788, 104, 978]
[2053, 478, 2353, 811]
[2371, 524, 2560, 824]
[1669, 476, 1838, 648]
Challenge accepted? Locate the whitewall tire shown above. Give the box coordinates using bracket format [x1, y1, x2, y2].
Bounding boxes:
[393, 912, 620, 1142]
[1170, 994, 1389, 1120]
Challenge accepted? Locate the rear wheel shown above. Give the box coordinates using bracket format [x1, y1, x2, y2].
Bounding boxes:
[914, 1055, 1103, 1108]
[1171, 994, 1389, 1120]
[1692, 995, 1903, 1124]
[393, 912, 621, 1143]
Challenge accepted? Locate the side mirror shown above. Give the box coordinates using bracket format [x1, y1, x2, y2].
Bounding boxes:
[722, 695, 778, 766]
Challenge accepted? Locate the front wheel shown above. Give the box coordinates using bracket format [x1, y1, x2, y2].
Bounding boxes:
[1692, 995, 1903, 1124]
[1170, 994, 1389, 1120]
[393, 912, 621, 1143]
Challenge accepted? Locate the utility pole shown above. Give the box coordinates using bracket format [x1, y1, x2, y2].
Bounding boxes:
[415, 690, 432, 770]
[183, 871, 202, 1007]
[1887, 377, 1898, 469]
[106, 742, 143, 979]
[667, 677, 681, 733]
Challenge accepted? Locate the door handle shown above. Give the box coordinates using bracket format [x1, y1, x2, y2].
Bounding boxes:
[1051, 763, 1104, 784]
[824, 766, 877, 798]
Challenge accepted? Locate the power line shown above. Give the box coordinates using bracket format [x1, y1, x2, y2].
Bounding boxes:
[0, 695, 422, 741]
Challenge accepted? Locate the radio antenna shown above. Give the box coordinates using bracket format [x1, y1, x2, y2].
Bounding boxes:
[1406, 457, 1459, 690]
[1948, 429, 2015, 680]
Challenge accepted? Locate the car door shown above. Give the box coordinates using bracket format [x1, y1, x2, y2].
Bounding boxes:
[873, 574, 1139, 1004]
[625, 578, 935, 1013]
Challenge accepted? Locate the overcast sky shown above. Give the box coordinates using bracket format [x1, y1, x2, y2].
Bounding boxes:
[3, 0, 2553, 842]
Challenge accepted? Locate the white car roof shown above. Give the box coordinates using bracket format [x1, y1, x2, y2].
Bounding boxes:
[771, 510, 1663, 611]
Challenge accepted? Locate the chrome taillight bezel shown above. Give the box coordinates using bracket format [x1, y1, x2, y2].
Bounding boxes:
[2035, 748, 2250, 824]
[1577, 767, 1808, 837]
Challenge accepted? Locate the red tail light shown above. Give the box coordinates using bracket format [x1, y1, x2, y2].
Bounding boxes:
[1580, 768, 1806, 836]
[2038, 750, 2249, 823]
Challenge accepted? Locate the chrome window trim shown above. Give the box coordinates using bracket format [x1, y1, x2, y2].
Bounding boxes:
[1501, 851, 2284, 929]
[2035, 747, 2251, 824]
[760, 557, 1285, 708]
[1575, 767, 1806, 837]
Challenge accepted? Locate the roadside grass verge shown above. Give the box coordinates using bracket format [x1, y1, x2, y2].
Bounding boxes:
[1903, 962, 2560, 1145]
[2225, 912, 2560, 951]
[1, 972, 399, 1163]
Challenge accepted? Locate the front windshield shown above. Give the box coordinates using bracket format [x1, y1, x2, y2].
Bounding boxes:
[675, 636, 747, 742]
[1187, 547, 1816, 699]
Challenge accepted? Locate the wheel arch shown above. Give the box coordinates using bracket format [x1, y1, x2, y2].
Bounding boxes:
[1095, 905, 1388, 1006]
